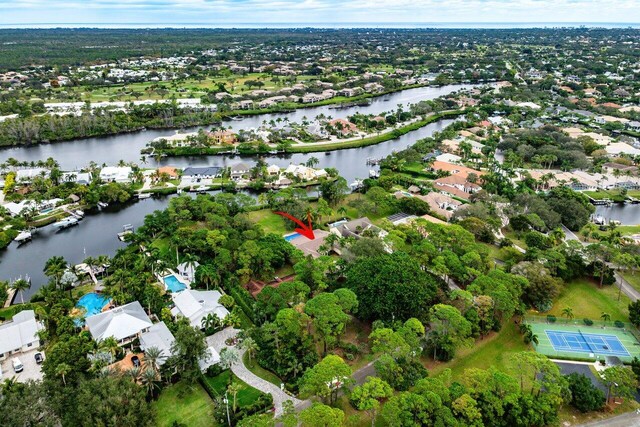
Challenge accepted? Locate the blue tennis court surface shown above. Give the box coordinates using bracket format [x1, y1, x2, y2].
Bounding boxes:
[546, 330, 630, 357]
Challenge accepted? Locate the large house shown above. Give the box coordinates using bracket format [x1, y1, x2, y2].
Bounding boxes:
[85, 301, 153, 345]
[433, 175, 482, 201]
[230, 163, 251, 181]
[171, 290, 229, 330]
[99, 166, 132, 183]
[0, 310, 43, 360]
[182, 167, 223, 179]
[330, 217, 387, 240]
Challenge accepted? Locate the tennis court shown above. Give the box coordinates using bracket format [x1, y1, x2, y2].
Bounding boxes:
[545, 330, 630, 357]
[526, 317, 640, 362]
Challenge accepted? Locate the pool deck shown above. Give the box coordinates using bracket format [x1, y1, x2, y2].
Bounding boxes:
[286, 229, 331, 258]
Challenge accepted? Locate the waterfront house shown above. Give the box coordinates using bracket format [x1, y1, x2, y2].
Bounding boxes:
[602, 162, 638, 175]
[328, 118, 358, 137]
[182, 167, 223, 179]
[208, 130, 237, 145]
[85, 301, 152, 345]
[267, 164, 281, 176]
[0, 310, 44, 360]
[418, 192, 462, 220]
[230, 163, 251, 181]
[427, 161, 484, 181]
[62, 171, 92, 185]
[99, 166, 132, 183]
[15, 168, 49, 183]
[157, 166, 179, 179]
[170, 289, 229, 330]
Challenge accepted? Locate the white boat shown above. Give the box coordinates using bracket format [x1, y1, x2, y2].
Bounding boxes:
[137, 193, 151, 199]
[14, 230, 32, 243]
[53, 217, 79, 229]
[97, 202, 109, 208]
[369, 169, 380, 178]
[75, 210, 85, 217]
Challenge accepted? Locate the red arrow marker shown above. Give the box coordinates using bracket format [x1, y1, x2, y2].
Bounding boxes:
[274, 211, 316, 240]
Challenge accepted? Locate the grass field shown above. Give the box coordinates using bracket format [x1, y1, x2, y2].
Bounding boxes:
[583, 189, 640, 203]
[153, 381, 216, 427]
[202, 370, 265, 407]
[621, 272, 640, 294]
[426, 321, 529, 380]
[545, 279, 630, 323]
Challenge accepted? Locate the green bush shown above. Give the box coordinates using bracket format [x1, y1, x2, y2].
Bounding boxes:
[614, 320, 624, 328]
[583, 318, 593, 326]
[547, 315, 557, 323]
[230, 286, 256, 323]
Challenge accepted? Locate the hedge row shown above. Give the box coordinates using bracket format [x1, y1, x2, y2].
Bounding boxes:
[230, 285, 256, 324]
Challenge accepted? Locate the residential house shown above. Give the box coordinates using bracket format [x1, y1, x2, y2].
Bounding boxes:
[329, 118, 358, 137]
[266, 164, 281, 176]
[418, 192, 463, 220]
[157, 166, 179, 179]
[284, 164, 328, 181]
[208, 130, 237, 145]
[0, 310, 44, 360]
[433, 175, 482, 201]
[85, 301, 153, 345]
[15, 168, 49, 183]
[62, 171, 92, 185]
[182, 167, 223, 179]
[171, 289, 229, 330]
[230, 163, 251, 181]
[99, 166, 132, 183]
[330, 217, 387, 240]
[139, 321, 175, 366]
[602, 163, 638, 175]
[605, 142, 640, 156]
[427, 161, 484, 181]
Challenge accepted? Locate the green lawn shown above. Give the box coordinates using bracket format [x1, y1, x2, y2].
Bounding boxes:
[202, 370, 265, 407]
[247, 210, 289, 235]
[242, 352, 282, 387]
[583, 189, 640, 203]
[153, 381, 216, 427]
[621, 272, 640, 294]
[545, 279, 630, 323]
[427, 321, 529, 380]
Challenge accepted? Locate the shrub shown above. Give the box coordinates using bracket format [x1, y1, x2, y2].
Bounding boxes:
[345, 353, 355, 361]
[583, 318, 594, 326]
[614, 320, 624, 328]
[206, 364, 223, 378]
[547, 315, 557, 323]
[566, 372, 605, 412]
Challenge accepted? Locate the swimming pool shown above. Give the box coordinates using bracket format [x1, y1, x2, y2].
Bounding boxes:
[77, 292, 111, 318]
[284, 232, 301, 242]
[163, 274, 187, 293]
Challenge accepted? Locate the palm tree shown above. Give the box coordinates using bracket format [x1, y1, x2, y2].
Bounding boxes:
[219, 348, 240, 384]
[181, 253, 200, 280]
[227, 382, 242, 413]
[144, 346, 164, 374]
[142, 368, 160, 398]
[601, 312, 611, 323]
[99, 337, 119, 363]
[561, 307, 574, 323]
[201, 313, 222, 332]
[128, 366, 142, 383]
[44, 256, 68, 288]
[11, 278, 31, 304]
[240, 337, 258, 367]
[56, 363, 71, 386]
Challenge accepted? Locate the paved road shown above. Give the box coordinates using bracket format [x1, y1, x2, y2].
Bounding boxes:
[207, 327, 302, 417]
[578, 411, 640, 427]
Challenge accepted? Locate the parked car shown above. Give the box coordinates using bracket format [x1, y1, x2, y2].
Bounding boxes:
[131, 355, 140, 367]
[12, 358, 24, 373]
[34, 352, 44, 364]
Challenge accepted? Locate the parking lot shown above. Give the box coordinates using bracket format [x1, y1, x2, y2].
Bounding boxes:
[0, 349, 44, 382]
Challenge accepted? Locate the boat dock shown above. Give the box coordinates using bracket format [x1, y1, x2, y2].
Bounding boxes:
[366, 157, 383, 165]
[588, 197, 613, 206]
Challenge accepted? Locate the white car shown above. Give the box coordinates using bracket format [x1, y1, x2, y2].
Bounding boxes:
[12, 358, 24, 373]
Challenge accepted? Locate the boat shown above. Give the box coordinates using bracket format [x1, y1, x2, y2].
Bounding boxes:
[14, 230, 32, 243]
[97, 202, 109, 209]
[137, 193, 151, 199]
[230, 116, 243, 121]
[349, 179, 364, 191]
[117, 224, 134, 241]
[196, 185, 208, 194]
[369, 169, 380, 178]
[75, 210, 85, 218]
[593, 215, 606, 225]
[53, 217, 79, 229]
[269, 150, 279, 154]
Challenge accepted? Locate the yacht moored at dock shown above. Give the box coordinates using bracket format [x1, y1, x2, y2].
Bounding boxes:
[53, 217, 79, 230]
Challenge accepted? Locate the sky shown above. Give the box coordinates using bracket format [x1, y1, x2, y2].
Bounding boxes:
[0, 0, 639, 26]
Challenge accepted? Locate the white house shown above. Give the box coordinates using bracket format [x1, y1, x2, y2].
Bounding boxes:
[0, 310, 43, 360]
[99, 166, 132, 183]
[139, 321, 175, 366]
[199, 346, 221, 372]
[15, 168, 49, 182]
[171, 289, 229, 330]
[85, 301, 152, 345]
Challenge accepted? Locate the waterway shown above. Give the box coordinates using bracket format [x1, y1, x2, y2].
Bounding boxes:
[595, 204, 640, 226]
[0, 84, 473, 299]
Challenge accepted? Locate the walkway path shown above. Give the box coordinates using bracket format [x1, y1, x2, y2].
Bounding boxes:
[578, 411, 640, 427]
[207, 327, 303, 417]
